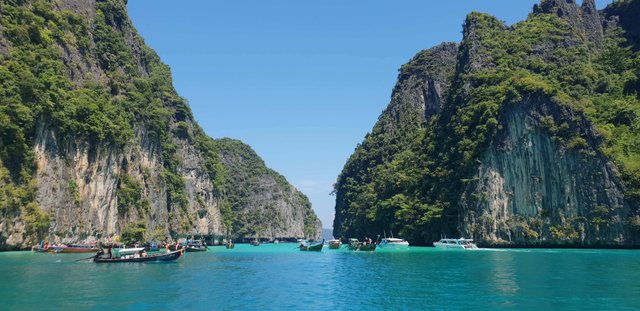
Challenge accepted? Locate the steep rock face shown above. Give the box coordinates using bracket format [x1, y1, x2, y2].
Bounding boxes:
[0, 0, 320, 250]
[460, 98, 628, 245]
[388, 42, 458, 128]
[218, 139, 321, 239]
[603, 0, 640, 47]
[533, 0, 603, 46]
[334, 0, 640, 247]
[333, 43, 457, 238]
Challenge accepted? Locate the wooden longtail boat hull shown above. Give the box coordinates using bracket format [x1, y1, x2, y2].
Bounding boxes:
[93, 250, 183, 263]
[300, 240, 324, 251]
[347, 244, 377, 251]
[51, 247, 99, 253]
[168, 245, 207, 252]
[185, 245, 207, 252]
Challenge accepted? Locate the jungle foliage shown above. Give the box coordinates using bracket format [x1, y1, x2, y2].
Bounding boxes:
[0, 0, 229, 241]
[334, 1, 640, 244]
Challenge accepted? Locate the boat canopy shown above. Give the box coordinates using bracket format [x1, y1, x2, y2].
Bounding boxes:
[117, 247, 145, 254]
[382, 238, 406, 242]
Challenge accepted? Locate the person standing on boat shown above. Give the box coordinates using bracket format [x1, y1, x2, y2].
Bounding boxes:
[107, 245, 112, 259]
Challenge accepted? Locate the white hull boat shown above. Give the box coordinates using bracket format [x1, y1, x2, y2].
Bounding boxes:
[433, 238, 478, 250]
[378, 238, 409, 249]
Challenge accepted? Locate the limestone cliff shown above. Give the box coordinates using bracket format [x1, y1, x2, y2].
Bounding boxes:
[0, 0, 320, 250]
[333, 42, 458, 238]
[334, 0, 640, 247]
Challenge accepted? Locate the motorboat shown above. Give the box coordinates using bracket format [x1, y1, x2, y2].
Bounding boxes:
[433, 238, 478, 250]
[378, 238, 409, 249]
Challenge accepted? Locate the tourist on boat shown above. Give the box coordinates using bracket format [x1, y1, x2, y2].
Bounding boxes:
[107, 245, 112, 259]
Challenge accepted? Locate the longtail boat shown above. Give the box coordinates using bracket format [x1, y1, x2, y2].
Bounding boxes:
[50, 244, 99, 253]
[169, 239, 208, 252]
[184, 240, 207, 252]
[328, 239, 342, 249]
[347, 238, 377, 252]
[31, 246, 50, 253]
[93, 248, 183, 263]
[300, 239, 324, 251]
[226, 241, 235, 249]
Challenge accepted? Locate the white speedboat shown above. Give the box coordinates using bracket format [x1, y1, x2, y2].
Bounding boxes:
[378, 237, 409, 249]
[433, 238, 478, 250]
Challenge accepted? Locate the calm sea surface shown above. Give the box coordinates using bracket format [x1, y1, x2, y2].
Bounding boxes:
[0, 244, 639, 310]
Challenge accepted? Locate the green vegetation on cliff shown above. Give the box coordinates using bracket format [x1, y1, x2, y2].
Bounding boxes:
[334, 0, 640, 246]
[0, 0, 210, 241]
[217, 139, 320, 239]
[0, 0, 319, 247]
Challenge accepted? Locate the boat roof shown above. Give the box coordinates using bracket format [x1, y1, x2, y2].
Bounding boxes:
[382, 238, 405, 242]
[117, 247, 145, 254]
[438, 238, 474, 242]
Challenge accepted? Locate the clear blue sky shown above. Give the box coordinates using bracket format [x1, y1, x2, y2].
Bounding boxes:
[127, 0, 612, 229]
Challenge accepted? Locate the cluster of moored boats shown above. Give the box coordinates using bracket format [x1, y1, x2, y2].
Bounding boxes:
[301, 236, 411, 252]
[31, 239, 211, 263]
[324, 237, 479, 252]
[31, 236, 479, 262]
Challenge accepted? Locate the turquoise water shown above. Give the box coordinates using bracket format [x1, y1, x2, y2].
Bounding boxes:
[1, 244, 639, 310]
